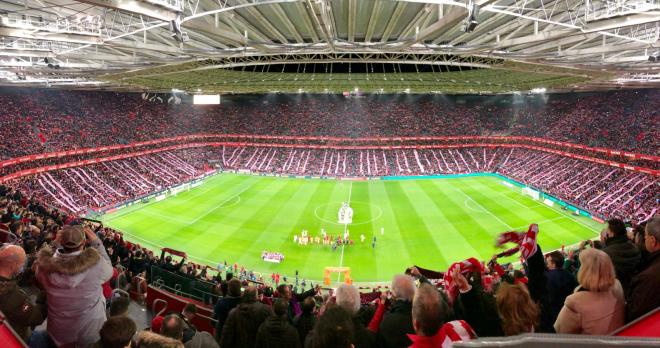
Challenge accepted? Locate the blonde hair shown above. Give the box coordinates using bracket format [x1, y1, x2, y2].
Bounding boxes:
[496, 283, 539, 336]
[577, 248, 616, 292]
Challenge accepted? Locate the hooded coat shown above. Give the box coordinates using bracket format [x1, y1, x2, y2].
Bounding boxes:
[0, 275, 47, 342]
[255, 315, 301, 348]
[36, 238, 113, 347]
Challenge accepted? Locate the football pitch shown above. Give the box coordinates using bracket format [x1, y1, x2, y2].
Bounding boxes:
[102, 173, 603, 284]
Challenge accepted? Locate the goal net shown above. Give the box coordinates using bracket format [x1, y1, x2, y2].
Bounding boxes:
[171, 183, 191, 196]
[522, 187, 540, 200]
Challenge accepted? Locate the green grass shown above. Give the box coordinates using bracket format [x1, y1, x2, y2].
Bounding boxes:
[102, 174, 603, 284]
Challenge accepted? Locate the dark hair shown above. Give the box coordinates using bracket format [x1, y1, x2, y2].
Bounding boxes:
[160, 314, 185, 340]
[273, 298, 289, 317]
[182, 303, 197, 315]
[546, 251, 564, 269]
[311, 306, 354, 348]
[607, 219, 627, 238]
[99, 316, 136, 348]
[242, 287, 258, 303]
[228, 278, 242, 297]
[302, 297, 316, 315]
[109, 296, 131, 317]
[276, 284, 288, 297]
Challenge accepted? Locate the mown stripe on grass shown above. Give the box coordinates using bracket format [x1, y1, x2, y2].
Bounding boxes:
[413, 180, 479, 268]
[341, 181, 379, 281]
[383, 181, 441, 264]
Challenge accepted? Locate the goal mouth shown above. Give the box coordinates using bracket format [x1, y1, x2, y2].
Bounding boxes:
[324, 267, 352, 286]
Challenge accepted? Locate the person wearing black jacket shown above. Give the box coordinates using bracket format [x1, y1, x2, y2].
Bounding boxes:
[255, 298, 301, 348]
[0, 245, 47, 342]
[293, 297, 316, 346]
[377, 274, 416, 348]
[213, 278, 242, 342]
[627, 217, 660, 321]
[221, 286, 273, 348]
[335, 284, 376, 348]
[602, 219, 640, 296]
[161, 252, 187, 273]
[544, 251, 577, 328]
[128, 249, 148, 276]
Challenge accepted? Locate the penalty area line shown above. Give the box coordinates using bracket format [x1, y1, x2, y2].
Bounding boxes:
[189, 183, 254, 224]
[455, 188, 514, 230]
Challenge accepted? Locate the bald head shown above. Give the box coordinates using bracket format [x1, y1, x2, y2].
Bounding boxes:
[391, 274, 416, 301]
[0, 245, 26, 278]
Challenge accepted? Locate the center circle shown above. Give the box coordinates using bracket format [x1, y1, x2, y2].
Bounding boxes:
[313, 201, 383, 226]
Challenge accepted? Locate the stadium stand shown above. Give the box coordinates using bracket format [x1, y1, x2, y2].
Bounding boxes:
[5, 145, 656, 222]
[0, 88, 657, 158]
[0, 88, 657, 347]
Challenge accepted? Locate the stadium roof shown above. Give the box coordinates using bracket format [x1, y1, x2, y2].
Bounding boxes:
[0, 0, 659, 93]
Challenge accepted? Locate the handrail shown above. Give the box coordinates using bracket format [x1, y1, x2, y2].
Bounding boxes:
[133, 276, 147, 305]
[152, 299, 168, 317]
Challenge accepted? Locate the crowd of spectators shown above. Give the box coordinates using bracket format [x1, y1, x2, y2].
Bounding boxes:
[0, 88, 657, 160]
[9, 148, 211, 214]
[1, 179, 659, 348]
[5, 144, 655, 223]
[0, 87, 657, 347]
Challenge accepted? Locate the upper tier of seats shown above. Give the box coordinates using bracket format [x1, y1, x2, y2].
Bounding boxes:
[0, 88, 657, 160]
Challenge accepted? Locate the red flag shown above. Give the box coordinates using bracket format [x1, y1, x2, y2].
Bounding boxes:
[37, 133, 46, 143]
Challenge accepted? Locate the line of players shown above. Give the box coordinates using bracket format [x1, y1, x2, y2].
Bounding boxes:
[293, 227, 384, 249]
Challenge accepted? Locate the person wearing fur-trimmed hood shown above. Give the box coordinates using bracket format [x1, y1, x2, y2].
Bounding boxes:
[35, 224, 113, 347]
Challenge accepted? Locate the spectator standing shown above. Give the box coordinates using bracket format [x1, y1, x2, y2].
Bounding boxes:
[377, 274, 416, 348]
[92, 316, 137, 348]
[496, 283, 539, 336]
[221, 286, 273, 348]
[554, 248, 625, 334]
[212, 278, 242, 342]
[544, 251, 577, 328]
[627, 217, 660, 321]
[407, 283, 476, 348]
[161, 314, 219, 348]
[307, 306, 354, 348]
[335, 284, 376, 348]
[35, 225, 113, 347]
[255, 298, 301, 348]
[602, 219, 640, 296]
[293, 297, 316, 346]
[0, 244, 47, 342]
[276, 283, 318, 324]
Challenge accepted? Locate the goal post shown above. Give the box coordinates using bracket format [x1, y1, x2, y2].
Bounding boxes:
[324, 267, 352, 285]
[522, 187, 540, 200]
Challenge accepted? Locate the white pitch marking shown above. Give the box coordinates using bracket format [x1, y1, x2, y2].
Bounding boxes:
[337, 181, 353, 283]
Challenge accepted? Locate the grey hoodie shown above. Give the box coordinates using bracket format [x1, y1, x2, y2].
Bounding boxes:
[36, 238, 113, 347]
